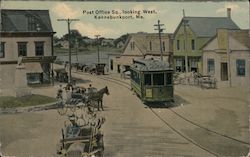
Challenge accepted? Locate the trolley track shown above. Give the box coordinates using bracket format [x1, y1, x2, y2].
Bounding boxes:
[74, 72, 249, 156]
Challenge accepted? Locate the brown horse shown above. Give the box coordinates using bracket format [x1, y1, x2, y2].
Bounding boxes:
[88, 86, 109, 111]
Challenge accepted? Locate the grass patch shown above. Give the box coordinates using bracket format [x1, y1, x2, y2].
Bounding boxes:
[0, 95, 57, 108]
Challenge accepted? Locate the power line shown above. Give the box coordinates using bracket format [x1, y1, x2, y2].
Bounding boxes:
[57, 18, 79, 83]
[154, 20, 165, 61]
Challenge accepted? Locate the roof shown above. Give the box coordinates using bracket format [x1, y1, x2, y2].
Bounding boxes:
[1, 9, 53, 32]
[122, 32, 173, 56]
[175, 17, 240, 37]
[229, 29, 250, 49]
[130, 58, 172, 71]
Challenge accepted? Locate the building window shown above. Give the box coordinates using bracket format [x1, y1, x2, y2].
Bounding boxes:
[35, 42, 44, 56]
[27, 73, 43, 84]
[149, 41, 152, 51]
[190, 59, 198, 72]
[191, 39, 195, 50]
[130, 42, 135, 51]
[207, 59, 215, 75]
[163, 41, 165, 52]
[176, 58, 183, 72]
[18, 42, 27, 56]
[0, 42, 5, 58]
[236, 59, 245, 76]
[177, 40, 180, 50]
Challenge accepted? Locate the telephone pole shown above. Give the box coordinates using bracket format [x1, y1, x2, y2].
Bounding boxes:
[183, 9, 189, 73]
[95, 35, 101, 63]
[57, 18, 79, 83]
[154, 20, 165, 61]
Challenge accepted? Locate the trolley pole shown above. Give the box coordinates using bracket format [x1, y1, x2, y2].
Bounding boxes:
[57, 18, 79, 83]
[95, 35, 101, 63]
[154, 20, 165, 61]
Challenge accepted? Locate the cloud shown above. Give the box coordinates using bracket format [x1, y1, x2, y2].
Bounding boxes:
[216, 3, 241, 14]
[73, 22, 116, 38]
[52, 3, 81, 18]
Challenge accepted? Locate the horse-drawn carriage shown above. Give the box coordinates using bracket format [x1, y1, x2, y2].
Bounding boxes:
[56, 84, 109, 115]
[55, 69, 68, 83]
[57, 113, 105, 157]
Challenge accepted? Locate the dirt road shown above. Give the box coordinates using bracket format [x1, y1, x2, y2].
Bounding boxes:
[0, 72, 249, 157]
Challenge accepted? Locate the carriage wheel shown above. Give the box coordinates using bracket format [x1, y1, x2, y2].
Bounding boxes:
[57, 102, 67, 115]
[95, 136, 104, 157]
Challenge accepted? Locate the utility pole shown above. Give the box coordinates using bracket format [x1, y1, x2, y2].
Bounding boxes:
[154, 20, 165, 61]
[57, 18, 79, 83]
[75, 38, 79, 63]
[183, 9, 189, 73]
[95, 35, 101, 63]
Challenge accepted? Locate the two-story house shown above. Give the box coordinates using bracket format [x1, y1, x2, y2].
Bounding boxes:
[111, 32, 173, 73]
[173, 8, 239, 73]
[0, 9, 56, 96]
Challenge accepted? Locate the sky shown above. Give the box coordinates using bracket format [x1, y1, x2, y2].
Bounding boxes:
[1, 1, 249, 38]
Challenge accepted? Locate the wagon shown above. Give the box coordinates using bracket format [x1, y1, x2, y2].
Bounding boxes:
[56, 85, 103, 115]
[55, 68, 68, 83]
[57, 114, 105, 157]
[95, 63, 106, 75]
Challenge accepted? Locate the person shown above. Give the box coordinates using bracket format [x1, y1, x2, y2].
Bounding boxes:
[87, 84, 97, 93]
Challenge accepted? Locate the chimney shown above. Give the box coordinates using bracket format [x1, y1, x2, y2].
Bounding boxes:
[227, 8, 231, 18]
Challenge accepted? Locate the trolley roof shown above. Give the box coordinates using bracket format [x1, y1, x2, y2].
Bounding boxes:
[131, 59, 173, 72]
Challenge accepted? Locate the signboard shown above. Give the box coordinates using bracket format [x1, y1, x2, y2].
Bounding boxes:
[145, 88, 152, 98]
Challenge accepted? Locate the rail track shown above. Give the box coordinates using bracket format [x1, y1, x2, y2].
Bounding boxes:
[75, 72, 250, 156]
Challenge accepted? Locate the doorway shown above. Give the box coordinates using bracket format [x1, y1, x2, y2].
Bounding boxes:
[221, 62, 228, 81]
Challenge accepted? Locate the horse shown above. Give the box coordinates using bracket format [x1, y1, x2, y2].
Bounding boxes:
[87, 86, 109, 111]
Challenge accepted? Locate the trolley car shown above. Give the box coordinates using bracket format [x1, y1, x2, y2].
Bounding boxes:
[130, 58, 174, 102]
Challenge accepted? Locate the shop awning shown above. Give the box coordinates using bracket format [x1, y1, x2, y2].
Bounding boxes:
[24, 63, 43, 73]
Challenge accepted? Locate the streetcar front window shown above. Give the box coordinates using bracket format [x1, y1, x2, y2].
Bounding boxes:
[144, 74, 151, 85]
[153, 73, 164, 85]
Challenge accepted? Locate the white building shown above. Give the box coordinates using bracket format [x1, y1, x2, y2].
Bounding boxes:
[0, 9, 56, 96]
[202, 29, 250, 89]
[111, 32, 173, 73]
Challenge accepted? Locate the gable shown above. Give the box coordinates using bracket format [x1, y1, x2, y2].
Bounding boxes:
[229, 36, 249, 51]
[203, 35, 249, 51]
[203, 36, 218, 51]
[122, 37, 144, 56]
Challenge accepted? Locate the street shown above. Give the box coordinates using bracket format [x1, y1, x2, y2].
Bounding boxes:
[0, 72, 249, 157]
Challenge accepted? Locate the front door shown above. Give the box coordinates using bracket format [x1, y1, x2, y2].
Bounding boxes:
[221, 62, 228, 81]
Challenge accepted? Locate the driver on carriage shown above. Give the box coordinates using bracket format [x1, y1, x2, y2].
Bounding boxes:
[87, 84, 97, 94]
[66, 114, 81, 138]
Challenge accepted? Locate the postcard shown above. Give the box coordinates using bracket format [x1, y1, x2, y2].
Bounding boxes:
[0, 0, 249, 157]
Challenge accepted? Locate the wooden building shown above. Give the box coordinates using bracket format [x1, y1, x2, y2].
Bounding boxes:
[173, 8, 239, 73]
[111, 32, 173, 73]
[202, 29, 250, 88]
[0, 9, 56, 96]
